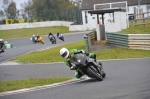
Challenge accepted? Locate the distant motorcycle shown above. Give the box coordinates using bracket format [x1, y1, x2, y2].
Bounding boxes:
[0, 40, 4, 54]
[48, 35, 56, 44]
[57, 34, 64, 41]
[30, 36, 44, 44]
[71, 53, 106, 81]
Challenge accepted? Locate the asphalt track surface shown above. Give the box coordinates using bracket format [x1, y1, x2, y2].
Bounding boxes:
[0, 32, 150, 99]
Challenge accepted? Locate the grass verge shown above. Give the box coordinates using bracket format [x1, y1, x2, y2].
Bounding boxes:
[0, 78, 72, 93]
[13, 40, 150, 63]
[0, 26, 69, 39]
[120, 22, 150, 34]
[13, 40, 85, 63]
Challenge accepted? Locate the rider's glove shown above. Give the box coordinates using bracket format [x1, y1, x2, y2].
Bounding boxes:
[79, 50, 86, 54]
[78, 50, 89, 57]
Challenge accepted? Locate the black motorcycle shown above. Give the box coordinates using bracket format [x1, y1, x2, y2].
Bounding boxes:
[71, 53, 106, 81]
[0, 41, 4, 54]
[48, 35, 56, 44]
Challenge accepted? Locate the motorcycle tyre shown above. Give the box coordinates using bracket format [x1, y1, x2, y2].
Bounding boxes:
[62, 37, 64, 41]
[40, 40, 44, 44]
[59, 37, 64, 41]
[61, 36, 64, 41]
[98, 62, 106, 78]
[87, 66, 103, 81]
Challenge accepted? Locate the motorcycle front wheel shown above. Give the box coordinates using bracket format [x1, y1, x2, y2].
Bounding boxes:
[98, 62, 106, 78]
[87, 66, 103, 81]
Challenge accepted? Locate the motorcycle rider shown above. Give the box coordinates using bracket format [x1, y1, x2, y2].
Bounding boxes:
[48, 32, 56, 41]
[0, 39, 4, 53]
[60, 47, 102, 78]
[57, 32, 63, 39]
[32, 35, 37, 42]
[32, 35, 41, 42]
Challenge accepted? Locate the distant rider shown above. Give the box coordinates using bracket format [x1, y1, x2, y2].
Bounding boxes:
[57, 33, 63, 38]
[32, 35, 41, 42]
[32, 35, 37, 42]
[60, 47, 102, 78]
[48, 32, 56, 41]
[0, 39, 4, 53]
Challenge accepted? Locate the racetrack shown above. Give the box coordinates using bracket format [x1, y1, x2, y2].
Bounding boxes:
[0, 58, 150, 99]
[0, 32, 87, 63]
[0, 32, 150, 99]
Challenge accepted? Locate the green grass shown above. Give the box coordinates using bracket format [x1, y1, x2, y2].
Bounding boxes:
[0, 78, 72, 92]
[0, 26, 69, 39]
[120, 22, 150, 34]
[95, 48, 150, 59]
[13, 40, 150, 63]
[13, 40, 85, 63]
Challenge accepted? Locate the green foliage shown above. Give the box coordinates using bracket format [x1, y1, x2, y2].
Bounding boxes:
[8, 19, 11, 24]
[5, 1, 17, 19]
[0, 19, 5, 24]
[31, 0, 77, 21]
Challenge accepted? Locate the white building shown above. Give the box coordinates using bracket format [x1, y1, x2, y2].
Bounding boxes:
[81, 0, 150, 25]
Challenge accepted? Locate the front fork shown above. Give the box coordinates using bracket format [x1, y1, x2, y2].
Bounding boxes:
[88, 58, 103, 74]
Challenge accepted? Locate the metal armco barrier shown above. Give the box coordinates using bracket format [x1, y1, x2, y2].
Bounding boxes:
[106, 32, 150, 50]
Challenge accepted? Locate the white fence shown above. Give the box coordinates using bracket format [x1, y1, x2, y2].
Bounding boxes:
[69, 22, 124, 32]
[0, 21, 74, 30]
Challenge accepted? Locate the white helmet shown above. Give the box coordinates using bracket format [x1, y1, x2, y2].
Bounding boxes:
[33, 35, 35, 37]
[60, 48, 69, 59]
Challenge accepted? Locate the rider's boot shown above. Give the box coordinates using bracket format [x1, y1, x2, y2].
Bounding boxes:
[75, 69, 84, 79]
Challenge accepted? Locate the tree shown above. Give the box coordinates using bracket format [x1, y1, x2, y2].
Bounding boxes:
[0, 10, 5, 19]
[32, 0, 76, 20]
[20, 0, 78, 21]
[3, 0, 18, 19]
[20, 0, 36, 21]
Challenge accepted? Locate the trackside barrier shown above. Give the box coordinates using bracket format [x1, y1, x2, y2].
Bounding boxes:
[0, 21, 74, 30]
[84, 31, 97, 51]
[84, 35, 90, 51]
[85, 31, 150, 51]
[84, 31, 108, 51]
[106, 32, 150, 50]
[4, 41, 13, 49]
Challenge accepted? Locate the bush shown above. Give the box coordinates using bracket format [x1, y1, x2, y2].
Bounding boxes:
[14, 19, 19, 23]
[0, 19, 5, 24]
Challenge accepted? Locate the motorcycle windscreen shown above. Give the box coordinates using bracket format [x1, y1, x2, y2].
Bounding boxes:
[49, 35, 53, 39]
[72, 54, 88, 66]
